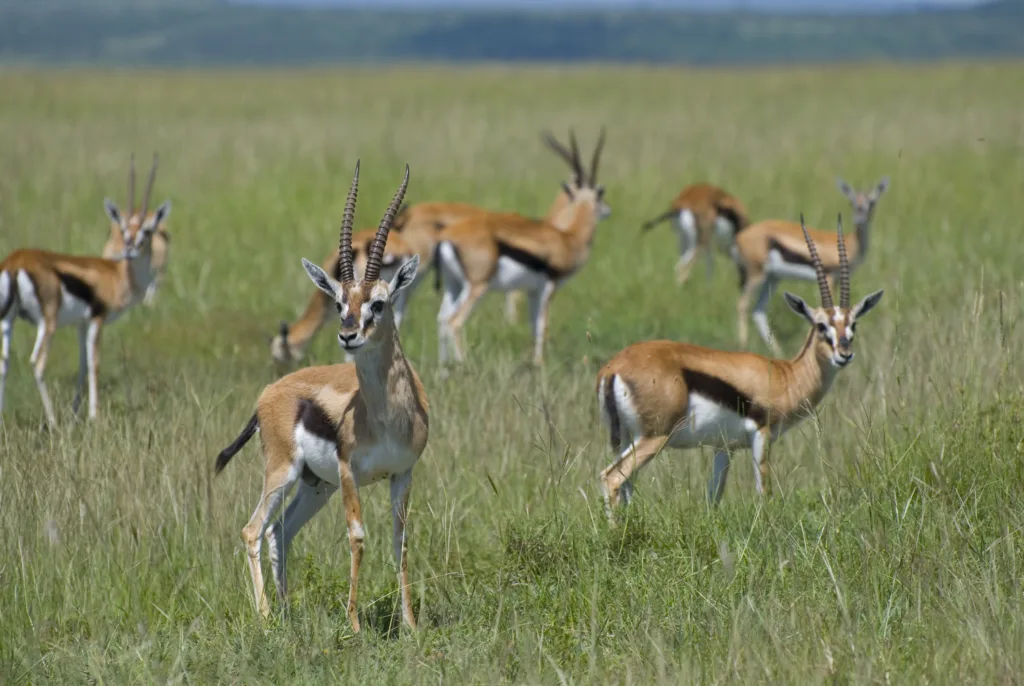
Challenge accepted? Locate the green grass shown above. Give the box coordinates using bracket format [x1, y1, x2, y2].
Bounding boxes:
[1, 62, 1024, 683]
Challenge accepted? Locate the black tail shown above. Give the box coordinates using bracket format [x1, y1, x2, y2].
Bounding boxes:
[640, 208, 677, 232]
[432, 243, 443, 293]
[214, 413, 258, 475]
[0, 271, 14, 320]
[603, 375, 622, 452]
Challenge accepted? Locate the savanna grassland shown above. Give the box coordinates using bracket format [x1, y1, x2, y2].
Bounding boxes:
[1, 63, 1024, 684]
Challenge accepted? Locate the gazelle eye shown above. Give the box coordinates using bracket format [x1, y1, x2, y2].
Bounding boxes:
[816, 323, 828, 335]
[370, 300, 385, 315]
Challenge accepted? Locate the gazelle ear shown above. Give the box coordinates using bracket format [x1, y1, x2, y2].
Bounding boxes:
[388, 254, 420, 301]
[783, 291, 815, 324]
[149, 200, 171, 228]
[836, 178, 855, 201]
[870, 177, 890, 203]
[561, 181, 576, 200]
[104, 198, 123, 225]
[302, 258, 340, 298]
[852, 289, 884, 320]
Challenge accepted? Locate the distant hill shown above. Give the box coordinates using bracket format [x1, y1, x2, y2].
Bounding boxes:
[0, 0, 1020, 66]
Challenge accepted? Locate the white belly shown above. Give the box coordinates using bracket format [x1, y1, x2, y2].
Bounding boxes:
[667, 393, 757, 450]
[293, 427, 419, 488]
[766, 250, 818, 281]
[490, 256, 549, 292]
[56, 288, 92, 326]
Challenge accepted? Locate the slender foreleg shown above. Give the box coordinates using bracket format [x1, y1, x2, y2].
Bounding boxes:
[390, 469, 417, 630]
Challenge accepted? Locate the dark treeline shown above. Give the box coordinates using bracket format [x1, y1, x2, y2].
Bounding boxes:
[0, 0, 1021, 66]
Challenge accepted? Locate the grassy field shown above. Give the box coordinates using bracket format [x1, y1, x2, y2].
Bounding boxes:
[1, 63, 1023, 683]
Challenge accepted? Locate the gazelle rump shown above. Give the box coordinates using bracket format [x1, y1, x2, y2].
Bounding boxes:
[270, 227, 416, 366]
[434, 128, 611, 368]
[0, 153, 170, 426]
[596, 213, 883, 525]
[101, 153, 171, 307]
[733, 176, 889, 354]
[640, 182, 751, 285]
[215, 161, 428, 633]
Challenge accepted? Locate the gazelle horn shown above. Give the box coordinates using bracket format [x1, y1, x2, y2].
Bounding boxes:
[541, 130, 583, 185]
[337, 160, 360, 285]
[139, 152, 158, 222]
[799, 213, 834, 309]
[588, 126, 606, 187]
[128, 153, 136, 217]
[364, 164, 410, 283]
[836, 212, 850, 309]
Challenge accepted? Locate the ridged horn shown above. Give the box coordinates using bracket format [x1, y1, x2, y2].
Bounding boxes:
[337, 160, 360, 284]
[364, 164, 410, 283]
[139, 152, 158, 222]
[588, 126, 606, 187]
[541, 130, 583, 185]
[836, 212, 850, 309]
[799, 213, 833, 309]
[128, 153, 136, 216]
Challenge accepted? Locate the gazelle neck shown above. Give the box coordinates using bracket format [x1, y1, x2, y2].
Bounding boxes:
[562, 202, 600, 250]
[785, 329, 841, 413]
[353, 310, 415, 428]
[853, 215, 873, 266]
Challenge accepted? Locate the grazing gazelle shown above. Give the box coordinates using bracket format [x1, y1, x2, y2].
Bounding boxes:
[733, 176, 889, 354]
[596, 214, 883, 524]
[270, 227, 416, 365]
[101, 153, 171, 307]
[215, 161, 427, 633]
[639, 182, 751, 285]
[269, 130, 589, 363]
[0, 153, 170, 426]
[434, 128, 611, 368]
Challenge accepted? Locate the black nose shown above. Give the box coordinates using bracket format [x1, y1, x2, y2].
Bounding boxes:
[338, 332, 357, 345]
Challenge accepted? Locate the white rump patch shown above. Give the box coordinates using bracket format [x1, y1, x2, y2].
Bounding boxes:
[15, 271, 41, 324]
[668, 392, 757, 450]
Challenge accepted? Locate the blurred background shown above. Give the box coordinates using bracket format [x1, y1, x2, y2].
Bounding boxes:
[1, 0, 1020, 66]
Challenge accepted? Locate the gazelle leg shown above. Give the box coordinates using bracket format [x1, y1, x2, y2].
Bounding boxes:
[707, 449, 731, 505]
[674, 210, 699, 285]
[447, 284, 487, 364]
[436, 273, 461, 367]
[29, 319, 57, 428]
[751, 277, 782, 356]
[338, 458, 365, 633]
[0, 315, 13, 420]
[736, 273, 766, 349]
[72, 323, 88, 415]
[598, 435, 667, 527]
[265, 478, 336, 606]
[527, 280, 556, 367]
[241, 463, 299, 618]
[751, 427, 773, 497]
[85, 317, 102, 420]
[390, 469, 417, 630]
[505, 291, 523, 325]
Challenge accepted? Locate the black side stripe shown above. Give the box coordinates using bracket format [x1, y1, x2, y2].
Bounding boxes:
[296, 397, 338, 443]
[767, 239, 815, 269]
[56, 271, 107, 318]
[682, 369, 768, 426]
[496, 240, 566, 280]
[715, 204, 748, 233]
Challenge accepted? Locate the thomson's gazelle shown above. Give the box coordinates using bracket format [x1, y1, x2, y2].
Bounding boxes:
[434, 128, 611, 368]
[640, 182, 750, 285]
[596, 214, 883, 524]
[0, 153, 170, 426]
[215, 162, 428, 633]
[733, 176, 889, 353]
[101, 153, 171, 306]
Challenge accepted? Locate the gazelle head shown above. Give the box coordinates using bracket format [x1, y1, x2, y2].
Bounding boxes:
[837, 176, 889, 229]
[302, 161, 419, 354]
[103, 152, 171, 261]
[782, 214, 884, 369]
[541, 128, 611, 221]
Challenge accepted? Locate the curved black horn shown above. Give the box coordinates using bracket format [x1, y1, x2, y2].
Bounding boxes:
[568, 130, 582, 184]
[799, 213, 834, 309]
[836, 213, 850, 309]
[338, 160, 360, 284]
[139, 152, 158, 221]
[128, 153, 136, 216]
[588, 126, 606, 187]
[541, 130, 582, 184]
[364, 164, 410, 283]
